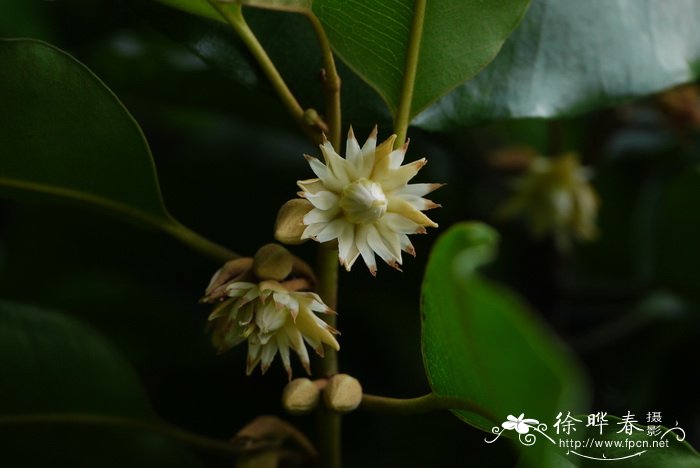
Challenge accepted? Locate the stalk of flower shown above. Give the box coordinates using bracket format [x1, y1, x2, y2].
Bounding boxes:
[284, 126, 442, 275]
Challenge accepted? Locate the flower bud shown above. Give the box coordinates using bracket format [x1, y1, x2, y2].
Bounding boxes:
[275, 199, 313, 245]
[282, 378, 320, 415]
[323, 374, 362, 413]
[202, 257, 254, 303]
[253, 243, 294, 281]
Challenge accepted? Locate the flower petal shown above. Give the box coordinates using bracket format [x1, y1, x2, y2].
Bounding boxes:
[304, 190, 340, 210]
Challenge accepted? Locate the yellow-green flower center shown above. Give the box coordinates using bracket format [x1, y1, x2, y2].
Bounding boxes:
[339, 178, 387, 224]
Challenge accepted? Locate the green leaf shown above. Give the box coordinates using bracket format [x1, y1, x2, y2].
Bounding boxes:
[312, 0, 531, 119]
[0, 39, 235, 261]
[575, 417, 700, 467]
[0, 300, 201, 467]
[153, 0, 227, 22]
[140, 1, 390, 127]
[416, 0, 700, 129]
[421, 222, 588, 432]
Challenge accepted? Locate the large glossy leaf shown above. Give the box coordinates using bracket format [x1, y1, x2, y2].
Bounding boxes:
[152, 0, 530, 122]
[0, 301, 200, 467]
[416, 0, 700, 129]
[312, 0, 530, 119]
[421, 223, 588, 432]
[0, 39, 234, 261]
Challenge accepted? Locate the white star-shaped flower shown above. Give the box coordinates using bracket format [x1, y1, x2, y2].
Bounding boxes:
[298, 127, 442, 275]
[209, 280, 339, 378]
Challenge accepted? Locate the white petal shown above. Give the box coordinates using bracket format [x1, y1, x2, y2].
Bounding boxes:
[366, 224, 401, 267]
[378, 158, 426, 192]
[304, 190, 340, 210]
[355, 224, 377, 275]
[320, 141, 351, 186]
[285, 325, 310, 373]
[396, 183, 443, 197]
[301, 223, 326, 240]
[260, 340, 278, 373]
[315, 218, 347, 243]
[255, 301, 287, 333]
[397, 194, 438, 211]
[337, 224, 358, 269]
[388, 148, 405, 168]
[376, 221, 403, 261]
[297, 178, 327, 194]
[345, 127, 362, 165]
[277, 332, 292, 377]
[384, 212, 423, 234]
[305, 155, 344, 192]
[303, 206, 340, 225]
[357, 127, 378, 178]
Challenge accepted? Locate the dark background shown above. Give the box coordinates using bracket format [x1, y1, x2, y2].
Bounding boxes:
[1, 1, 699, 466]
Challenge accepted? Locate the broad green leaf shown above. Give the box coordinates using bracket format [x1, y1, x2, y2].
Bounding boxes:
[0, 39, 235, 261]
[0, 301, 200, 467]
[236, 0, 312, 12]
[421, 223, 588, 432]
[312, 0, 531, 119]
[416, 0, 700, 129]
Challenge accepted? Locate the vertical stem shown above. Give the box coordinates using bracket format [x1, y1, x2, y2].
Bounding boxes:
[393, 0, 427, 148]
[304, 12, 342, 149]
[316, 242, 341, 468]
[304, 13, 343, 467]
[209, 2, 323, 144]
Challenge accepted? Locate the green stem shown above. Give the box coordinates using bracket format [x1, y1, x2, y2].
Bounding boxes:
[360, 393, 495, 421]
[208, 2, 324, 144]
[164, 220, 238, 263]
[316, 242, 341, 468]
[304, 11, 341, 148]
[393, 0, 426, 148]
[0, 413, 240, 455]
[0, 177, 237, 264]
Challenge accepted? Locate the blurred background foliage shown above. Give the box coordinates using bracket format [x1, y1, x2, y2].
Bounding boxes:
[1, 0, 700, 466]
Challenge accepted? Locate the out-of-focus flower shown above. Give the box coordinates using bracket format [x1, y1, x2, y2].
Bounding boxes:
[499, 153, 599, 250]
[283, 126, 442, 275]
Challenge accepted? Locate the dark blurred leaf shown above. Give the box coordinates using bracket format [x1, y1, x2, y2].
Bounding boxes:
[312, 0, 530, 119]
[0, 300, 200, 467]
[421, 223, 588, 432]
[656, 166, 700, 299]
[575, 417, 700, 467]
[0, 39, 169, 223]
[154, 0, 228, 22]
[140, 1, 389, 127]
[0, 39, 235, 261]
[416, 0, 700, 129]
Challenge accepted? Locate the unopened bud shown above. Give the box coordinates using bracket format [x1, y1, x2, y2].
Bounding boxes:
[282, 378, 320, 415]
[202, 257, 253, 303]
[323, 374, 362, 413]
[253, 244, 294, 281]
[275, 199, 313, 245]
